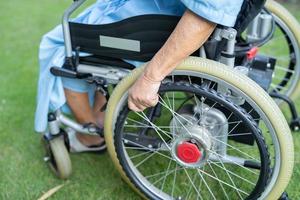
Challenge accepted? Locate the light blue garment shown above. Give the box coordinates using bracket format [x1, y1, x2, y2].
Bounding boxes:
[181, 0, 244, 27]
[35, 0, 243, 132]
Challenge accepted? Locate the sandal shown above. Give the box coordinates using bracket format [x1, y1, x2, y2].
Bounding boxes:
[66, 128, 106, 153]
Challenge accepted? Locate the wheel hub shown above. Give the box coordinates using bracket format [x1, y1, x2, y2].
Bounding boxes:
[171, 125, 212, 168]
[177, 142, 202, 163]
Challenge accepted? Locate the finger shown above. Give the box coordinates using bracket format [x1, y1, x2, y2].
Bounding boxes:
[129, 95, 148, 111]
[138, 94, 159, 108]
[128, 100, 141, 112]
[148, 95, 159, 107]
[137, 98, 153, 108]
[135, 101, 147, 111]
[128, 97, 147, 112]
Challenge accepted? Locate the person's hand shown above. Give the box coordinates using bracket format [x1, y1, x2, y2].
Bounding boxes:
[128, 73, 161, 112]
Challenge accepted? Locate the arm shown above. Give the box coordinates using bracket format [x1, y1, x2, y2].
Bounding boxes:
[128, 10, 216, 111]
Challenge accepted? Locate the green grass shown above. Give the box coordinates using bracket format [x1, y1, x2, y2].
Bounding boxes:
[0, 0, 300, 199]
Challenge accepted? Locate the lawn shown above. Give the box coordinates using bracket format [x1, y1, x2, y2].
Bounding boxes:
[0, 0, 299, 199]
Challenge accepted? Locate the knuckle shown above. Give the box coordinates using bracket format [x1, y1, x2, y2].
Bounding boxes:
[150, 101, 157, 107]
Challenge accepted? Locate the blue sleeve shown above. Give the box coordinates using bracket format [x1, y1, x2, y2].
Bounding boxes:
[180, 0, 244, 27]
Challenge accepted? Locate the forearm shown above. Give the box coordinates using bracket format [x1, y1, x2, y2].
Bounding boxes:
[144, 10, 216, 81]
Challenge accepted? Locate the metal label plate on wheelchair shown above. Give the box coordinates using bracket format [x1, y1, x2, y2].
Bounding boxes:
[99, 35, 141, 52]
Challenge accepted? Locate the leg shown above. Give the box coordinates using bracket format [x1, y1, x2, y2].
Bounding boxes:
[92, 90, 107, 127]
[64, 88, 106, 146]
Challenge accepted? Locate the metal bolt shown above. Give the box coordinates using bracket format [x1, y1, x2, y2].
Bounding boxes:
[89, 127, 96, 132]
[148, 144, 153, 148]
[44, 156, 50, 162]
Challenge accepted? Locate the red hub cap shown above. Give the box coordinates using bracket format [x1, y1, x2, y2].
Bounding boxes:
[177, 142, 202, 163]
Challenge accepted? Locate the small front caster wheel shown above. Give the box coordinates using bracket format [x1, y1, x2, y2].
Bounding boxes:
[42, 135, 72, 179]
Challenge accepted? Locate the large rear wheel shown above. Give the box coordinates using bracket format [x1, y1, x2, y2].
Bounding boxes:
[263, 0, 300, 100]
[104, 57, 294, 200]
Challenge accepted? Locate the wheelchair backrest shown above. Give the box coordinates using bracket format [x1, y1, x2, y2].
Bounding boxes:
[70, 15, 180, 62]
[69, 0, 266, 62]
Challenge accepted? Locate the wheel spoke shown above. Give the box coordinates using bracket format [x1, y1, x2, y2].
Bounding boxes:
[209, 135, 260, 162]
[160, 159, 173, 191]
[183, 168, 203, 198]
[196, 168, 217, 200]
[197, 167, 249, 196]
[171, 163, 178, 198]
[208, 149, 259, 175]
[126, 117, 174, 137]
[208, 160, 256, 186]
[207, 162, 230, 200]
[151, 167, 184, 186]
[134, 111, 173, 146]
[122, 138, 173, 161]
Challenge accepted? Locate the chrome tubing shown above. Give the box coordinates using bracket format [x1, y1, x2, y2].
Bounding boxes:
[62, 0, 87, 58]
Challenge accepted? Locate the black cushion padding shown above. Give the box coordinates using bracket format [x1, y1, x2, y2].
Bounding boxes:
[70, 15, 181, 62]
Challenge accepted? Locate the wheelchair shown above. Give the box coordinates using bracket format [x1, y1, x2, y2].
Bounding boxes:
[42, 0, 298, 199]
